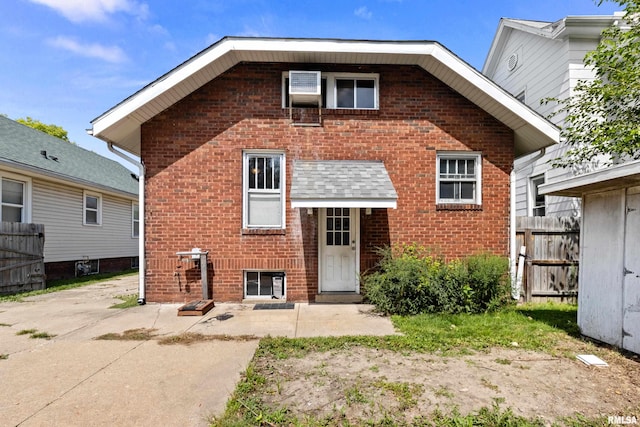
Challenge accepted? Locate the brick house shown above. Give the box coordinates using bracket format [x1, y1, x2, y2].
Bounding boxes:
[90, 37, 558, 304]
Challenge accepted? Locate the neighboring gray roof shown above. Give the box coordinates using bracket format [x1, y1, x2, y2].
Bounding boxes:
[290, 160, 397, 208]
[0, 116, 138, 197]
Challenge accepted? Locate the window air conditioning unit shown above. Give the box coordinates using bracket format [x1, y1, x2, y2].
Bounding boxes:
[289, 71, 321, 106]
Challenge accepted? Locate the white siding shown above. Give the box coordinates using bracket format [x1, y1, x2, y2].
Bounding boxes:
[487, 29, 602, 217]
[31, 179, 138, 263]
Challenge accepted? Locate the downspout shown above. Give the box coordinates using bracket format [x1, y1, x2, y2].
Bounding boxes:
[107, 143, 146, 305]
[510, 148, 546, 300]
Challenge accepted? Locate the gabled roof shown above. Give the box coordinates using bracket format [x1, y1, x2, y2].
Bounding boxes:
[0, 116, 138, 198]
[91, 37, 559, 158]
[483, 14, 620, 76]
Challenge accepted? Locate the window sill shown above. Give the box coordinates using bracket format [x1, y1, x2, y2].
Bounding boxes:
[242, 228, 286, 235]
[436, 203, 482, 211]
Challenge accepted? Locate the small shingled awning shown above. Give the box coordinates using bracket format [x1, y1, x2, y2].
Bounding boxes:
[290, 160, 398, 209]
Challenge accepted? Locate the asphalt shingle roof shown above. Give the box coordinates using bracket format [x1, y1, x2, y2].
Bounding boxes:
[290, 160, 397, 207]
[0, 116, 138, 196]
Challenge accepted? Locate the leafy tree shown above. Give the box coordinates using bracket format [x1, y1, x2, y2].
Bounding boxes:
[547, 0, 640, 168]
[16, 116, 70, 142]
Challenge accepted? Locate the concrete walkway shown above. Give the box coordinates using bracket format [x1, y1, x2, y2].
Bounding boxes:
[0, 275, 396, 426]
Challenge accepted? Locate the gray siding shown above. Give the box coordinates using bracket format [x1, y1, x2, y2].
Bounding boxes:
[31, 179, 138, 263]
[487, 28, 601, 217]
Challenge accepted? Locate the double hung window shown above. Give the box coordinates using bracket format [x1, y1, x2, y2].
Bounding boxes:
[436, 153, 482, 204]
[1, 178, 26, 222]
[530, 175, 546, 216]
[84, 191, 102, 225]
[243, 152, 285, 228]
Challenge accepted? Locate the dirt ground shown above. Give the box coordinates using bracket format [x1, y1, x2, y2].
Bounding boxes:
[256, 342, 640, 424]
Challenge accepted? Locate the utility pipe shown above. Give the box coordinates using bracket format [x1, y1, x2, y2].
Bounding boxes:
[510, 148, 545, 300]
[107, 143, 146, 305]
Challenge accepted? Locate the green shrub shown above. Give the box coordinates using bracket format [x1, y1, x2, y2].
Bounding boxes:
[363, 244, 510, 315]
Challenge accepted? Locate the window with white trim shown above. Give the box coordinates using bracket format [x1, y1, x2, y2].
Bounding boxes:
[436, 153, 482, 204]
[132, 202, 140, 237]
[83, 191, 102, 225]
[282, 72, 379, 110]
[530, 175, 546, 216]
[243, 151, 285, 228]
[1, 178, 27, 222]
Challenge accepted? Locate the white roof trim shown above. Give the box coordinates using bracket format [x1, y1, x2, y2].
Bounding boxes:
[540, 160, 640, 197]
[291, 199, 397, 209]
[91, 37, 559, 157]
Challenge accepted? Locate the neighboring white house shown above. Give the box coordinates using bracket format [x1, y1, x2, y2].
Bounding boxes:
[0, 116, 139, 280]
[483, 13, 621, 217]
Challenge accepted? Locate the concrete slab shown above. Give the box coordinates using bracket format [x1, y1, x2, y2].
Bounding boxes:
[0, 275, 397, 426]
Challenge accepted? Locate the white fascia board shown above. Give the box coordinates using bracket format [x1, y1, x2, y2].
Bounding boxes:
[540, 160, 640, 197]
[429, 44, 559, 149]
[291, 198, 397, 209]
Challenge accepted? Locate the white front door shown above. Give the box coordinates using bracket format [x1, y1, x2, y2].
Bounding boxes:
[319, 208, 359, 292]
[623, 190, 640, 354]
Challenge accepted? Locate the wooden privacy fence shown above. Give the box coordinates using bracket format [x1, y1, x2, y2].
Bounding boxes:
[516, 217, 580, 303]
[0, 222, 45, 295]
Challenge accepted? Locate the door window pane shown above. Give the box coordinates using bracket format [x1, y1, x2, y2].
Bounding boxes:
[326, 208, 351, 246]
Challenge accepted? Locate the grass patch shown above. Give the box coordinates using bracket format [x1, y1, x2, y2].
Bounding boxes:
[16, 328, 55, 339]
[30, 331, 56, 340]
[212, 303, 618, 426]
[0, 322, 12, 327]
[109, 294, 139, 309]
[0, 354, 8, 360]
[95, 328, 157, 341]
[158, 332, 258, 346]
[0, 270, 137, 303]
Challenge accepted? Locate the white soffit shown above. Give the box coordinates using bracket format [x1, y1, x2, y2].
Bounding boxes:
[91, 37, 559, 157]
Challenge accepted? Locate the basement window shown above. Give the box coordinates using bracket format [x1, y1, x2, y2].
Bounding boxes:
[245, 271, 286, 299]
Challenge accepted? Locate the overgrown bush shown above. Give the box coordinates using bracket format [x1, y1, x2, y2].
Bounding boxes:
[363, 244, 510, 315]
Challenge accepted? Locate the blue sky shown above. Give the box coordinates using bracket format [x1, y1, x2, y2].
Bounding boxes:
[1, 0, 621, 169]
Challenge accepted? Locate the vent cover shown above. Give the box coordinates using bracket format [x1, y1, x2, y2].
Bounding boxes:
[289, 71, 321, 95]
[507, 53, 518, 71]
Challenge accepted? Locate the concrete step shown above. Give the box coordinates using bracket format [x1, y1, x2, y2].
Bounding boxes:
[315, 293, 363, 304]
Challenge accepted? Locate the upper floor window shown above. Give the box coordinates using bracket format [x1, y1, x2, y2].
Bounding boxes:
[436, 153, 482, 205]
[132, 203, 140, 237]
[243, 151, 285, 229]
[83, 191, 102, 226]
[530, 175, 546, 216]
[1, 178, 26, 222]
[282, 72, 379, 110]
[336, 78, 376, 109]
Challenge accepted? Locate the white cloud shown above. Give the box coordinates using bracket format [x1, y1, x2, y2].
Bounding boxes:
[29, 0, 148, 23]
[48, 36, 128, 63]
[354, 6, 373, 20]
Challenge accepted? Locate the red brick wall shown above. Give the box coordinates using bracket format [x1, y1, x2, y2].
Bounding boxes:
[141, 63, 513, 303]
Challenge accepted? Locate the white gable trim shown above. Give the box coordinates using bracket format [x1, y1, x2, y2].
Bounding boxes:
[91, 37, 559, 158]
